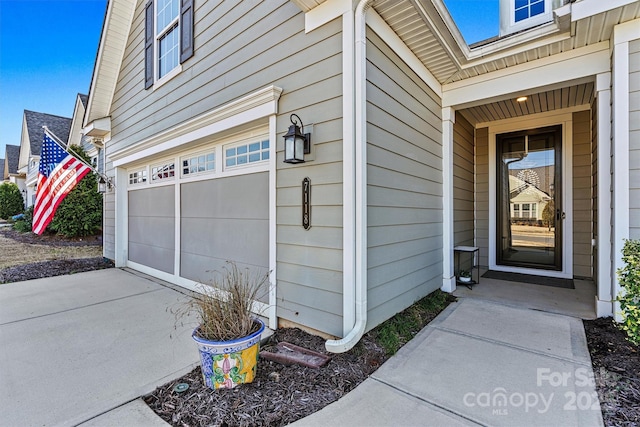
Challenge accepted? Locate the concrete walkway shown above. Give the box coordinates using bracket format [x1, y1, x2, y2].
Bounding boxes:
[295, 298, 604, 426]
[0, 268, 198, 426]
[1, 269, 604, 426]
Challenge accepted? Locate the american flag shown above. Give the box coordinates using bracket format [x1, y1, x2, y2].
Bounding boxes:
[32, 133, 91, 235]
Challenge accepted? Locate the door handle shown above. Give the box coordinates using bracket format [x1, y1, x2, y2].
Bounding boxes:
[556, 209, 566, 220]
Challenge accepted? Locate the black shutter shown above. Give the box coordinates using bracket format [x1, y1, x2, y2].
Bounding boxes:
[180, 0, 194, 63]
[144, 0, 154, 89]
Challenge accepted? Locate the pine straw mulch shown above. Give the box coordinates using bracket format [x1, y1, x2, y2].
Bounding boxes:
[144, 327, 386, 427]
[584, 317, 640, 426]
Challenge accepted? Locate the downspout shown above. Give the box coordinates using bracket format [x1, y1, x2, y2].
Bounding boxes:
[325, 0, 373, 353]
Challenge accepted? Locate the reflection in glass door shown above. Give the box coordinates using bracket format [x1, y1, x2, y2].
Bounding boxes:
[496, 126, 562, 270]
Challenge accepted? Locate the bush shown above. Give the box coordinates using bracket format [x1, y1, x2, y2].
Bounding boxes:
[13, 205, 34, 232]
[0, 182, 25, 219]
[48, 145, 103, 237]
[616, 239, 640, 345]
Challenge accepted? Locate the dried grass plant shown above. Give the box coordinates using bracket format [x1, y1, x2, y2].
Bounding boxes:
[182, 261, 269, 342]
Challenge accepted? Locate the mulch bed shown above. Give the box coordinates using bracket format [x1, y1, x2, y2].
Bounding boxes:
[0, 257, 114, 284]
[0, 228, 102, 247]
[144, 328, 388, 427]
[584, 317, 640, 426]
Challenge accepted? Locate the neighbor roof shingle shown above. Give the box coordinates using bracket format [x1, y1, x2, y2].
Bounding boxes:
[0, 158, 5, 179]
[79, 94, 89, 108]
[6, 145, 20, 175]
[24, 111, 72, 156]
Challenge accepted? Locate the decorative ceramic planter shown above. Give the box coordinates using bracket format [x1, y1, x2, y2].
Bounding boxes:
[192, 319, 265, 390]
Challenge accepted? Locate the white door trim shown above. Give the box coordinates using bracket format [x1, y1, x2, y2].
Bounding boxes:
[488, 109, 580, 279]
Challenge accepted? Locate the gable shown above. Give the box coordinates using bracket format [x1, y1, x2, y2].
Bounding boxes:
[24, 111, 73, 155]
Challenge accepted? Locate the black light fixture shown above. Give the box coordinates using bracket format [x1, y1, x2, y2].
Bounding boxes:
[283, 113, 310, 164]
[98, 176, 108, 194]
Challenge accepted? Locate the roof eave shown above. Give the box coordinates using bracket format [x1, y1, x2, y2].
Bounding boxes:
[84, 0, 136, 128]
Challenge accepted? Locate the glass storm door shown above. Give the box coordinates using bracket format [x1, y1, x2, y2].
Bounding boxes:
[496, 126, 562, 270]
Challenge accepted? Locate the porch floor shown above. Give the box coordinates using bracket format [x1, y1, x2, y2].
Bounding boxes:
[453, 269, 597, 319]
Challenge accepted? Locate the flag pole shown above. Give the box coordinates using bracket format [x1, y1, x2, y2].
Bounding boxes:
[42, 126, 115, 189]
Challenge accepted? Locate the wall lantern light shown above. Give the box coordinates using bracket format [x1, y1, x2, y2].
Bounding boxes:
[98, 175, 114, 194]
[283, 113, 311, 164]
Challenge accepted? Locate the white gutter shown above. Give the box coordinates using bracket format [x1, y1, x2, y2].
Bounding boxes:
[325, 0, 372, 353]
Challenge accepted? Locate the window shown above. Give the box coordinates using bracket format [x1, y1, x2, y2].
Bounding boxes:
[514, 0, 545, 23]
[145, 0, 193, 89]
[522, 203, 531, 218]
[513, 204, 520, 218]
[129, 169, 147, 185]
[225, 140, 269, 168]
[151, 162, 175, 181]
[181, 151, 215, 176]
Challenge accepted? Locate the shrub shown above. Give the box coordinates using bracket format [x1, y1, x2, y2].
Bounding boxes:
[13, 205, 34, 232]
[0, 182, 25, 219]
[616, 239, 640, 345]
[48, 145, 103, 237]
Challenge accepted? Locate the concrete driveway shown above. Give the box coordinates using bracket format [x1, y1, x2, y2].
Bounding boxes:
[0, 268, 199, 426]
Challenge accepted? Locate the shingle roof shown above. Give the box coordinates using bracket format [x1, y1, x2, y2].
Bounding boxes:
[24, 110, 72, 155]
[6, 145, 20, 174]
[0, 158, 5, 179]
[79, 94, 88, 108]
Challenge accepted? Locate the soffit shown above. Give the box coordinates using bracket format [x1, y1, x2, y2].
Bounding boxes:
[459, 81, 594, 126]
[372, 0, 640, 85]
[448, 2, 640, 84]
[84, 0, 136, 126]
[291, 0, 328, 13]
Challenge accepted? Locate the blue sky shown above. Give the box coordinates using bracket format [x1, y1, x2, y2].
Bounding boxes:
[0, 0, 107, 158]
[0, 0, 498, 160]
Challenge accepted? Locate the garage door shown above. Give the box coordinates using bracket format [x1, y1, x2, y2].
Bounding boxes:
[180, 172, 269, 294]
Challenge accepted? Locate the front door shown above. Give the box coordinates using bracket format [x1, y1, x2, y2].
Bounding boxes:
[496, 126, 562, 270]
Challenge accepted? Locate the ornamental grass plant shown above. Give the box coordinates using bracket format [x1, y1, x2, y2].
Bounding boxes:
[181, 261, 269, 342]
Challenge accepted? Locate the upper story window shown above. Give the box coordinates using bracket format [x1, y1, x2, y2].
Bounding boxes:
[514, 0, 544, 22]
[499, 0, 552, 37]
[145, 0, 194, 89]
[156, 0, 180, 79]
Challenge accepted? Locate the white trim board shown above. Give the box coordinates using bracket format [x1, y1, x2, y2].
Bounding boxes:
[487, 110, 577, 279]
[110, 86, 282, 166]
[442, 42, 610, 108]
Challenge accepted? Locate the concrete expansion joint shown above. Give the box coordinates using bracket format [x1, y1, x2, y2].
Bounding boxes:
[427, 323, 592, 367]
[0, 288, 164, 327]
[368, 376, 487, 426]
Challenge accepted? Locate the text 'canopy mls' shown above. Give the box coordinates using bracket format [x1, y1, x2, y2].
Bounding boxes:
[32, 133, 91, 235]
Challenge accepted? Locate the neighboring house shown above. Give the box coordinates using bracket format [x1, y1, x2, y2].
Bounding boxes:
[4, 145, 24, 194]
[0, 158, 5, 182]
[82, 0, 640, 351]
[18, 111, 72, 207]
[508, 175, 551, 222]
[69, 93, 104, 171]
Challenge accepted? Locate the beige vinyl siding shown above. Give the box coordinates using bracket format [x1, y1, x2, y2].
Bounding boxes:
[365, 29, 443, 330]
[630, 39, 640, 239]
[475, 127, 489, 268]
[109, 1, 338, 150]
[573, 110, 593, 278]
[103, 157, 115, 261]
[104, 1, 344, 336]
[454, 113, 475, 248]
[591, 98, 598, 283]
